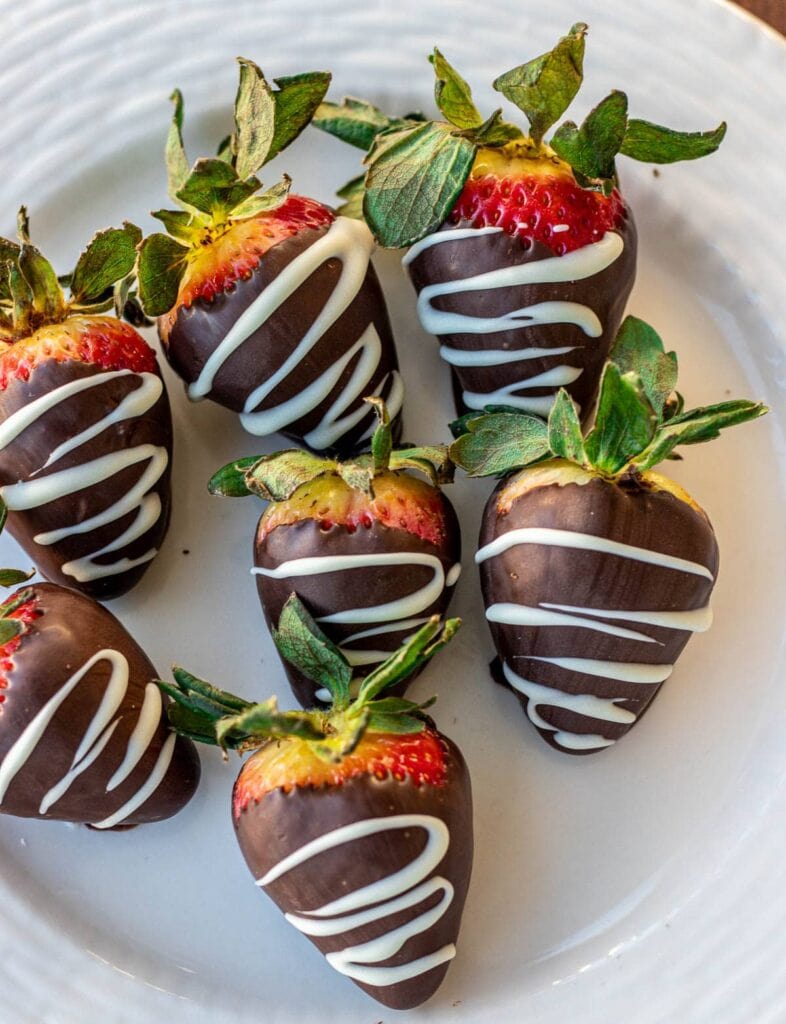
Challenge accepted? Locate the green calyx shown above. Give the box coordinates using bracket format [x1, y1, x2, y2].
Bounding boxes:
[157, 594, 460, 763]
[0, 498, 34, 608]
[137, 59, 331, 316]
[0, 209, 144, 342]
[315, 26, 726, 246]
[449, 315, 767, 480]
[0, 589, 34, 644]
[208, 396, 454, 501]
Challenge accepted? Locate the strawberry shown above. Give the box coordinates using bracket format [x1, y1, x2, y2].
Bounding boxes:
[138, 59, 403, 455]
[316, 25, 725, 420]
[209, 398, 460, 707]
[0, 575, 200, 826]
[0, 211, 172, 599]
[450, 316, 766, 753]
[158, 599, 471, 1010]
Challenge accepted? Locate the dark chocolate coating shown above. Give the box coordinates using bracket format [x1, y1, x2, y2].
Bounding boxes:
[0, 583, 200, 824]
[407, 216, 637, 420]
[165, 225, 402, 455]
[479, 476, 719, 752]
[255, 505, 461, 708]
[0, 359, 172, 600]
[234, 733, 472, 1009]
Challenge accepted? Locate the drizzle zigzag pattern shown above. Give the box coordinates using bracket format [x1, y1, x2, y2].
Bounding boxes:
[189, 216, 403, 450]
[0, 648, 175, 827]
[0, 369, 168, 583]
[404, 229, 624, 415]
[476, 526, 714, 751]
[258, 814, 455, 986]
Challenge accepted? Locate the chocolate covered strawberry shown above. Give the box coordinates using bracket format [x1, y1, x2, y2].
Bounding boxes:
[138, 59, 402, 454]
[450, 316, 766, 753]
[0, 211, 172, 598]
[158, 599, 471, 1010]
[316, 25, 724, 419]
[209, 398, 460, 707]
[0, 571, 200, 825]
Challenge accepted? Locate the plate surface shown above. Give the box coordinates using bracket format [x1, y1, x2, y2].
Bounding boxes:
[1, 1, 785, 1021]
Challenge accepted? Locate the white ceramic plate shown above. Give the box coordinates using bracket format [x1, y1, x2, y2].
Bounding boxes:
[1, 1, 785, 1021]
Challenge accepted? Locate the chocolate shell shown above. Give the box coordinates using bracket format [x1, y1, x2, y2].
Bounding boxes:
[0, 583, 200, 825]
[478, 471, 719, 753]
[164, 216, 403, 455]
[0, 359, 172, 600]
[405, 215, 637, 420]
[235, 733, 473, 1010]
[254, 510, 462, 708]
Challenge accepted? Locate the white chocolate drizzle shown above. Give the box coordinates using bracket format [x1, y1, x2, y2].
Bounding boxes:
[188, 216, 403, 448]
[258, 814, 455, 987]
[253, 552, 460, 667]
[0, 370, 168, 582]
[0, 649, 174, 824]
[476, 526, 714, 750]
[404, 228, 624, 414]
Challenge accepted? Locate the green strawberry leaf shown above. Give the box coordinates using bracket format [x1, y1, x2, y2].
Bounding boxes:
[354, 616, 460, 706]
[493, 23, 587, 145]
[609, 315, 677, 417]
[70, 223, 142, 305]
[233, 58, 276, 180]
[548, 389, 587, 465]
[449, 404, 524, 439]
[0, 568, 34, 588]
[8, 262, 32, 334]
[166, 88, 190, 202]
[450, 411, 550, 477]
[472, 108, 524, 147]
[151, 209, 203, 244]
[365, 711, 426, 734]
[620, 119, 727, 163]
[216, 700, 326, 752]
[632, 399, 767, 471]
[430, 48, 483, 130]
[136, 232, 189, 317]
[335, 174, 365, 219]
[273, 594, 352, 709]
[0, 239, 20, 303]
[19, 245, 64, 320]
[243, 449, 335, 501]
[551, 89, 628, 187]
[175, 158, 258, 218]
[215, 134, 233, 163]
[352, 610, 458, 708]
[364, 121, 476, 248]
[266, 71, 332, 164]
[160, 699, 227, 748]
[229, 175, 291, 221]
[584, 363, 658, 474]
[207, 456, 261, 497]
[16, 210, 64, 320]
[336, 459, 375, 493]
[314, 96, 406, 151]
[0, 618, 25, 645]
[388, 445, 454, 485]
[366, 695, 434, 715]
[168, 665, 252, 713]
